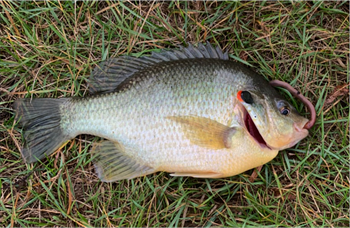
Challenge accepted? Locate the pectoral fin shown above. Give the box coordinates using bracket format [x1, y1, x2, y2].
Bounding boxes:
[92, 141, 155, 182]
[167, 116, 236, 149]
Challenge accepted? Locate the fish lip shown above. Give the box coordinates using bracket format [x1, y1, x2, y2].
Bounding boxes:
[242, 107, 272, 150]
[289, 122, 309, 146]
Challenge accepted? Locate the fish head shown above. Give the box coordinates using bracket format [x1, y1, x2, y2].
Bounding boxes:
[237, 89, 309, 150]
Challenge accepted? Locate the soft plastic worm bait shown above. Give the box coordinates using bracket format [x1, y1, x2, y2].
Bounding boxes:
[270, 80, 316, 129]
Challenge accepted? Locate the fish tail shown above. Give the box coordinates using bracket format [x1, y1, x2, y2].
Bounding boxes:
[14, 98, 71, 163]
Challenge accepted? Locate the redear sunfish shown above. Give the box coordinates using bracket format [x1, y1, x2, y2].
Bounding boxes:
[14, 43, 311, 182]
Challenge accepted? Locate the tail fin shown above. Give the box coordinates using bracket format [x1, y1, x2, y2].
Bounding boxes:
[14, 98, 71, 163]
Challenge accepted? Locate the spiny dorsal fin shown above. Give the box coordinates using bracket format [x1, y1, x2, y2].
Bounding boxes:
[167, 116, 236, 150]
[88, 42, 229, 94]
[92, 140, 155, 182]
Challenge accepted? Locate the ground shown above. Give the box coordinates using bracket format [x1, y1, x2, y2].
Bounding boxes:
[0, 1, 349, 227]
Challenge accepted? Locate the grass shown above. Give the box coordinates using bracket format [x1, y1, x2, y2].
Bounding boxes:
[0, 1, 349, 227]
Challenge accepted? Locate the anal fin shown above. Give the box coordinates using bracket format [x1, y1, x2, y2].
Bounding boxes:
[92, 141, 155, 182]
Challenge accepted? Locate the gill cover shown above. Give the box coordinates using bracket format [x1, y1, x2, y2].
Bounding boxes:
[237, 90, 309, 150]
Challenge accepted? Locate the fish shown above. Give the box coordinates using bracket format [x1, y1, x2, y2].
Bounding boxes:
[14, 43, 311, 182]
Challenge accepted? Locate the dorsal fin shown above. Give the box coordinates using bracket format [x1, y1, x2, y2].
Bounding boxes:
[88, 42, 229, 94]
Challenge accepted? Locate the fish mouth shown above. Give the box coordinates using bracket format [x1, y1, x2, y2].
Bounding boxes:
[243, 108, 271, 150]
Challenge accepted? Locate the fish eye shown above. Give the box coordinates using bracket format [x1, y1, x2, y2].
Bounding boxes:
[240, 91, 254, 104]
[280, 106, 290, 116]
